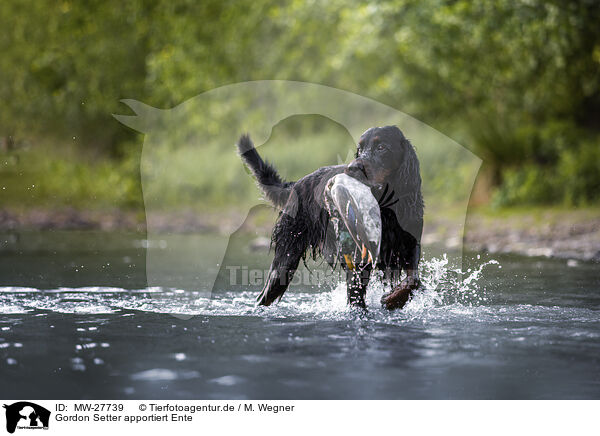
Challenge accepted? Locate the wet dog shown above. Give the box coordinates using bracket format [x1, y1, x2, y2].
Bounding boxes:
[237, 125, 423, 309]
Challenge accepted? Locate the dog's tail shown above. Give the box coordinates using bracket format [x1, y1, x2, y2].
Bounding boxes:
[237, 134, 294, 209]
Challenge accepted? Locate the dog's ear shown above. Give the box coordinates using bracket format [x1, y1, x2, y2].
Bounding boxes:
[396, 138, 421, 190]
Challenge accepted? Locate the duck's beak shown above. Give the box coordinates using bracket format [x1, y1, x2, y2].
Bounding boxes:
[326, 173, 381, 266]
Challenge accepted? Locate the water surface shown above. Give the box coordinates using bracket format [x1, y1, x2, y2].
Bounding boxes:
[1, 231, 599, 399]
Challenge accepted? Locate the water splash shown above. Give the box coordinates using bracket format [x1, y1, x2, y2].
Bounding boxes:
[0, 255, 500, 322]
[405, 254, 499, 313]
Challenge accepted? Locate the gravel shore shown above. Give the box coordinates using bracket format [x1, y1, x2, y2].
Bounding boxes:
[464, 209, 600, 262]
[1, 207, 599, 262]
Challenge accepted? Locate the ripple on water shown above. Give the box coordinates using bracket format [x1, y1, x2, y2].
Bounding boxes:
[131, 369, 200, 381]
[209, 375, 244, 386]
[0, 305, 31, 314]
[1, 256, 594, 329]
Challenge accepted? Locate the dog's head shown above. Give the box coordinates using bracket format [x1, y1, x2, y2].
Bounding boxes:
[345, 125, 420, 190]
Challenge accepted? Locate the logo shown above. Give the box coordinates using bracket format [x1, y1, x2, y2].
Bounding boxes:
[113, 81, 481, 314]
[3, 402, 50, 434]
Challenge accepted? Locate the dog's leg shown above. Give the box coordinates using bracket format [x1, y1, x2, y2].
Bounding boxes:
[345, 264, 372, 309]
[381, 243, 421, 310]
[401, 241, 421, 289]
[257, 220, 306, 306]
[257, 250, 303, 306]
[257, 248, 303, 306]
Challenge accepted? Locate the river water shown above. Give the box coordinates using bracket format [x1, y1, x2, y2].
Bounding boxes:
[0, 231, 599, 399]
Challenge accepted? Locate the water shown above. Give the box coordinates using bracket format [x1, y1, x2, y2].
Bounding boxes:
[0, 231, 599, 399]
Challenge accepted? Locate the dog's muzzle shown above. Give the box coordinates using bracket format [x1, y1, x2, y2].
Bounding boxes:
[345, 159, 368, 183]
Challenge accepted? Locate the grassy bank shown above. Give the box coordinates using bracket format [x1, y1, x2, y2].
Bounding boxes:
[1, 115, 476, 213]
[1, 125, 599, 262]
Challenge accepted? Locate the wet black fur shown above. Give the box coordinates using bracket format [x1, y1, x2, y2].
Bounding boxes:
[237, 126, 423, 308]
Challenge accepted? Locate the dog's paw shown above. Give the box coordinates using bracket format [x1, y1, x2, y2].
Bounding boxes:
[381, 277, 420, 310]
[380, 287, 413, 310]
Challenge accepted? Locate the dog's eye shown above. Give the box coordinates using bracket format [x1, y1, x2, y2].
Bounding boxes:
[377, 143, 386, 151]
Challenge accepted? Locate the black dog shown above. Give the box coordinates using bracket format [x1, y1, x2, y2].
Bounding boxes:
[237, 125, 423, 309]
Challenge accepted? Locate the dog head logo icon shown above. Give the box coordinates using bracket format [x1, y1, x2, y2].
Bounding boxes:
[3, 402, 50, 434]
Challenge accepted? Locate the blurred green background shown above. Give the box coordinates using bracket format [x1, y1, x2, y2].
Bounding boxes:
[1, 0, 599, 223]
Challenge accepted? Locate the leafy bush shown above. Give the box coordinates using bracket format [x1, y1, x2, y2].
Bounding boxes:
[558, 139, 600, 206]
[0, 141, 143, 210]
[493, 136, 600, 207]
[492, 165, 557, 207]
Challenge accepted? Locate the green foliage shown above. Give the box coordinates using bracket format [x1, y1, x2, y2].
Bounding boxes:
[328, 0, 600, 208]
[492, 165, 557, 207]
[1, 0, 599, 209]
[558, 139, 600, 206]
[0, 143, 143, 209]
[0, 0, 153, 152]
[139, 116, 357, 210]
[493, 138, 600, 207]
